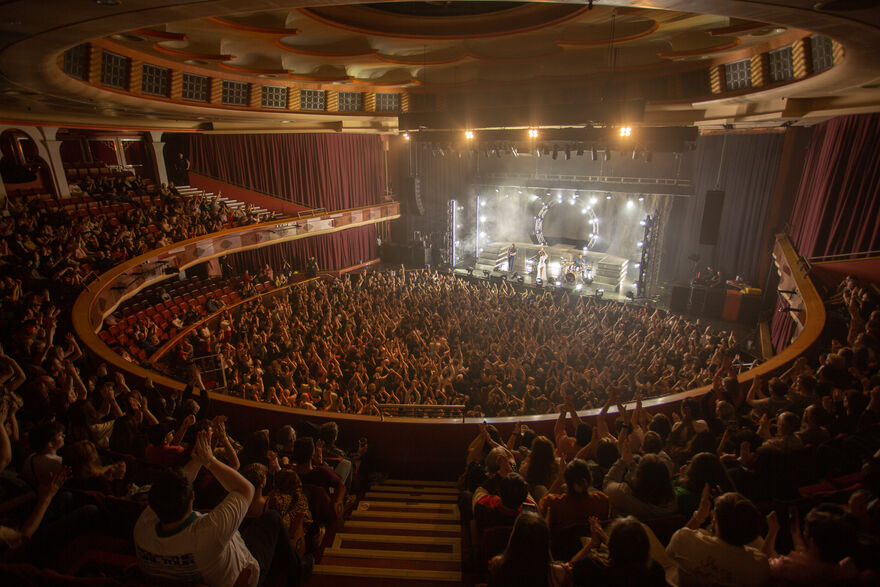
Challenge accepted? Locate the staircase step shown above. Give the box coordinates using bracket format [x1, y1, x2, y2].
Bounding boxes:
[316, 556, 461, 575]
[380, 480, 458, 488]
[340, 526, 460, 538]
[345, 520, 460, 532]
[357, 502, 458, 513]
[335, 533, 460, 549]
[351, 509, 459, 521]
[370, 485, 459, 495]
[365, 491, 456, 501]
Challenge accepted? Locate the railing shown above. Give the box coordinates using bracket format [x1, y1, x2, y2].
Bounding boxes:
[72, 201, 399, 389]
[809, 249, 880, 263]
[71, 232, 825, 477]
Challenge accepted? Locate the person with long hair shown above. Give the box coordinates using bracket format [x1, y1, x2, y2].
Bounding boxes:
[520, 435, 559, 502]
[488, 512, 572, 587]
[604, 439, 677, 520]
[674, 452, 735, 517]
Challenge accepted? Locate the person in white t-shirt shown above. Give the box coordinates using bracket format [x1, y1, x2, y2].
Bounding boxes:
[134, 429, 305, 587]
[667, 489, 772, 587]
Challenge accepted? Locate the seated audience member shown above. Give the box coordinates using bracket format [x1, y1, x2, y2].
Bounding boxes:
[488, 511, 572, 587]
[539, 458, 610, 532]
[144, 420, 188, 467]
[798, 404, 831, 446]
[472, 445, 519, 511]
[763, 411, 805, 453]
[241, 463, 270, 521]
[266, 468, 313, 554]
[475, 472, 537, 530]
[63, 439, 127, 495]
[640, 430, 675, 476]
[667, 490, 771, 586]
[291, 437, 346, 523]
[318, 421, 353, 489]
[519, 435, 559, 502]
[603, 436, 677, 520]
[135, 430, 304, 586]
[674, 452, 735, 518]
[21, 419, 65, 486]
[768, 505, 861, 586]
[570, 515, 668, 586]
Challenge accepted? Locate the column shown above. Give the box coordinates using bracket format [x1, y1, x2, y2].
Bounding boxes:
[148, 130, 169, 185]
[35, 127, 70, 197]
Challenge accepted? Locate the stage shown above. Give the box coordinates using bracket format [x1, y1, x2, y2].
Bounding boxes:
[455, 241, 635, 301]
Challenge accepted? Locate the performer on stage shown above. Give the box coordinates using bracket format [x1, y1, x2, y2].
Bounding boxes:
[537, 248, 548, 281]
[507, 243, 517, 273]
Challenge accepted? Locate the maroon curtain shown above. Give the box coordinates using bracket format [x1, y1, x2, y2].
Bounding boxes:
[182, 133, 386, 210]
[789, 113, 880, 258]
[228, 225, 378, 274]
[770, 299, 798, 353]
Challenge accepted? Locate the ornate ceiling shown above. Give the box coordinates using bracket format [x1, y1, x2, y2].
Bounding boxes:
[0, 0, 878, 132]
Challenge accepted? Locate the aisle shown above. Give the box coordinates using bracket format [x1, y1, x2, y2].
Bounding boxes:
[310, 479, 463, 586]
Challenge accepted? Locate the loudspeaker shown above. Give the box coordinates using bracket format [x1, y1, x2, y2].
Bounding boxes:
[699, 190, 725, 246]
[703, 289, 726, 319]
[738, 295, 763, 325]
[412, 176, 425, 216]
[670, 285, 690, 313]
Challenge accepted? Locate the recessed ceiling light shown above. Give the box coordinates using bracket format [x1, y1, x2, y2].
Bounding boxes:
[257, 74, 278, 78]
[184, 59, 209, 66]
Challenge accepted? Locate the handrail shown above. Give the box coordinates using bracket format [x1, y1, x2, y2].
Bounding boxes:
[71, 201, 399, 389]
[809, 251, 880, 263]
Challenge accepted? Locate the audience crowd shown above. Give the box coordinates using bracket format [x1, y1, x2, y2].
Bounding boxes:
[463, 275, 880, 586]
[0, 169, 878, 586]
[168, 269, 742, 417]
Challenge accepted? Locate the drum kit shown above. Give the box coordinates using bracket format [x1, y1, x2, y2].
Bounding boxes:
[563, 259, 593, 285]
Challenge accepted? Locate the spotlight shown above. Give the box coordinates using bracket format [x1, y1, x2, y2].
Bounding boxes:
[465, 130, 474, 140]
[620, 126, 632, 137]
[556, 281, 562, 287]
[528, 128, 539, 139]
[605, 194, 612, 200]
[637, 241, 644, 247]
[581, 208, 587, 214]
[402, 132, 410, 141]
[639, 220, 646, 226]
[590, 197, 598, 205]
[576, 283, 583, 291]
[626, 200, 634, 208]
[536, 278, 543, 286]
[595, 288, 604, 298]
[638, 196, 645, 202]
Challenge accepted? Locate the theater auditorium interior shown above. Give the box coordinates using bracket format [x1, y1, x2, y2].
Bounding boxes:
[0, 0, 879, 585]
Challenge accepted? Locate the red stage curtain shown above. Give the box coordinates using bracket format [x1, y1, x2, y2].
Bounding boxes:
[181, 133, 386, 210]
[227, 225, 378, 274]
[789, 113, 880, 259]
